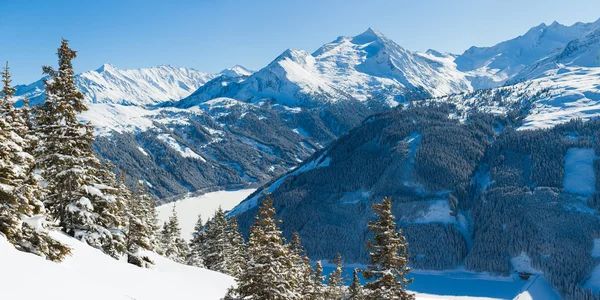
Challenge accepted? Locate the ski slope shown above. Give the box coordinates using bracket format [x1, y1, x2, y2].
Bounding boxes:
[0, 232, 234, 300]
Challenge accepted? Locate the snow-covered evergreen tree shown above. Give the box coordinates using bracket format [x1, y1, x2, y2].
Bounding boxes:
[226, 216, 246, 278]
[125, 180, 157, 267]
[310, 260, 326, 300]
[187, 214, 205, 267]
[347, 268, 365, 300]
[225, 196, 300, 300]
[326, 253, 345, 300]
[158, 206, 189, 263]
[362, 197, 414, 300]
[35, 39, 125, 258]
[202, 206, 230, 273]
[0, 61, 69, 261]
[290, 232, 314, 298]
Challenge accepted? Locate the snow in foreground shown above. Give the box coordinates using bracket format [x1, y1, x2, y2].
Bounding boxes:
[157, 189, 256, 240]
[0, 232, 234, 300]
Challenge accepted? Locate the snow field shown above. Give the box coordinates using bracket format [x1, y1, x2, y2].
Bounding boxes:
[0, 232, 234, 300]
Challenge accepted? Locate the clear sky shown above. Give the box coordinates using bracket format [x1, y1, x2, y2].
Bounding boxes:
[1, 0, 599, 84]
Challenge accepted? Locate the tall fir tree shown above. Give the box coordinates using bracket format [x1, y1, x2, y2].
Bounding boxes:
[325, 253, 345, 300]
[347, 268, 365, 300]
[225, 196, 301, 300]
[35, 39, 124, 258]
[362, 197, 414, 300]
[124, 180, 157, 267]
[0, 61, 69, 261]
[187, 214, 205, 267]
[158, 206, 189, 263]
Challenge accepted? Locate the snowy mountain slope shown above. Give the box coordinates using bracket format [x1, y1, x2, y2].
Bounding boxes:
[0, 232, 234, 300]
[16, 64, 220, 106]
[514, 27, 600, 81]
[427, 67, 600, 130]
[89, 96, 383, 198]
[2, 232, 552, 300]
[220, 65, 254, 77]
[455, 19, 600, 88]
[175, 28, 471, 108]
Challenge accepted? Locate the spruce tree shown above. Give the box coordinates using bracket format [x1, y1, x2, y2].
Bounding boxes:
[290, 232, 314, 298]
[35, 39, 125, 258]
[225, 196, 300, 300]
[202, 206, 230, 273]
[125, 180, 157, 267]
[310, 260, 326, 299]
[0, 61, 69, 261]
[325, 253, 345, 300]
[158, 206, 189, 263]
[362, 197, 414, 300]
[226, 216, 247, 278]
[188, 214, 205, 267]
[347, 268, 365, 300]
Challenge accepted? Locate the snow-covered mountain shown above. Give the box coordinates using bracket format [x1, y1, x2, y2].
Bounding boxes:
[455, 18, 600, 88]
[14, 22, 600, 200]
[16, 64, 221, 106]
[220, 65, 254, 77]
[175, 28, 471, 108]
[514, 27, 600, 81]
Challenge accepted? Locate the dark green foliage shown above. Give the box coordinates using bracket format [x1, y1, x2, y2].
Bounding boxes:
[363, 197, 414, 300]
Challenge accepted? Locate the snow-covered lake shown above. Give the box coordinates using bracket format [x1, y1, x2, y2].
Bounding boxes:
[157, 189, 256, 240]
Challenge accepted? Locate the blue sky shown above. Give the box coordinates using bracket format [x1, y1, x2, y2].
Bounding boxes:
[1, 0, 599, 84]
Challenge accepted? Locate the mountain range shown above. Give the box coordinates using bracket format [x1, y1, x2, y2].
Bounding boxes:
[13, 19, 600, 201]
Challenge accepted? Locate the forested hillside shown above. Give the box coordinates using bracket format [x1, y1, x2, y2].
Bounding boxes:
[233, 104, 600, 299]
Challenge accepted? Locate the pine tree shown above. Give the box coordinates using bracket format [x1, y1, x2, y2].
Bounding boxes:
[35, 39, 125, 258]
[347, 268, 365, 300]
[188, 214, 205, 267]
[226, 216, 247, 278]
[0, 61, 69, 261]
[125, 180, 157, 267]
[225, 196, 300, 300]
[362, 197, 414, 300]
[325, 253, 345, 300]
[158, 206, 189, 263]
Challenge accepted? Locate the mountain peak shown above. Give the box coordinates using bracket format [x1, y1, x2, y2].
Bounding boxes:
[351, 27, 386, 44]
[220, 65, 253, 77]
[273, 49, 311, 64]
[96, 63, 117, 73]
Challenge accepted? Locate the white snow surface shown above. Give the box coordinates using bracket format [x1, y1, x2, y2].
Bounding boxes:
[413, 200, 455, 224]
[456, 19, 600, 89]
[430, 67, 600, 131]
[157, 189, 256, 240]
[0, 232, 234, 300]
[16, 64, 219, 107]
[177, 28, 472, 108]
[157, 133, 206, 161]
[563, 148, 597, 195]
